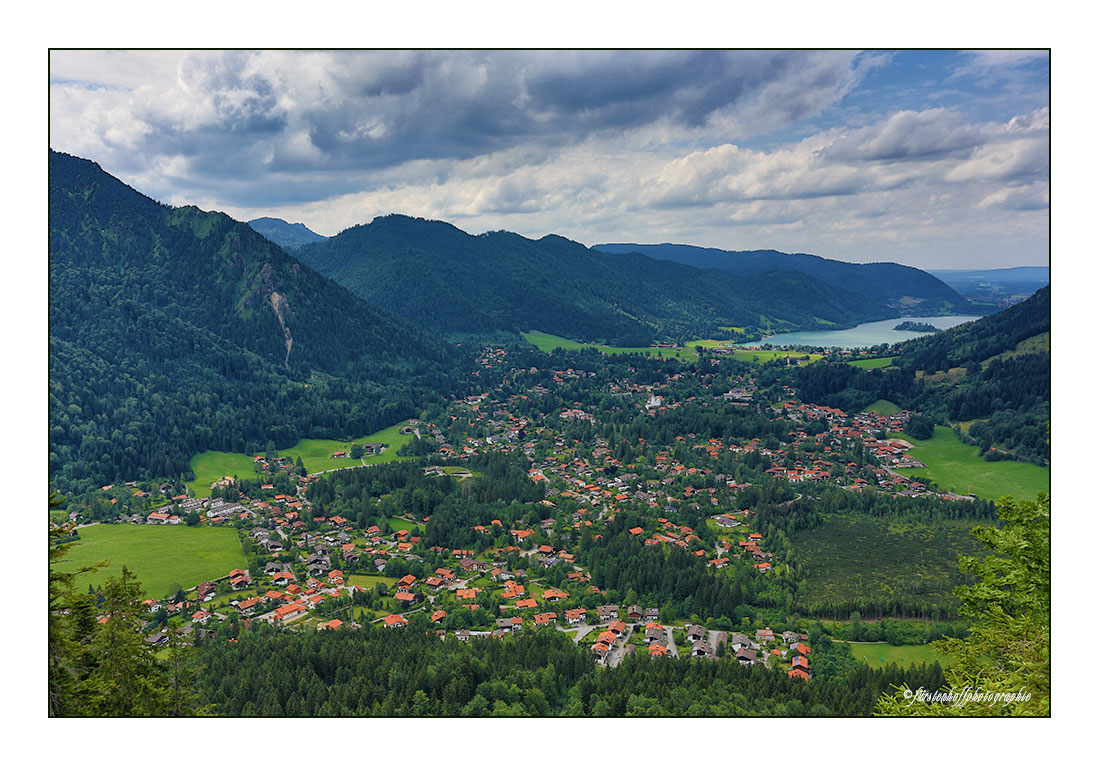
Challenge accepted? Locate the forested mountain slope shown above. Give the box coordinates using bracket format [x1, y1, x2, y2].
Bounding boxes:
[594, 242, 974, 315]
[49, 151, 463, 495]
[294, 214, 895, 345]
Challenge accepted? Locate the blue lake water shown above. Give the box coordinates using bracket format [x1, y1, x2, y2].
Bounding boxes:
[756, 315, 982, 350]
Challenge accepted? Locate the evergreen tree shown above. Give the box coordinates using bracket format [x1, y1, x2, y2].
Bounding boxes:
[76, 566, 171, 716]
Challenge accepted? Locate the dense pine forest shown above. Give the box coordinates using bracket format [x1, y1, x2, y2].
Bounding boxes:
[194, 624, 945, 717]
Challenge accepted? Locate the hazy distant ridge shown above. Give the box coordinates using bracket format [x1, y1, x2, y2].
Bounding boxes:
[594, 242, 972, 314]
[248, 217, 328, 249]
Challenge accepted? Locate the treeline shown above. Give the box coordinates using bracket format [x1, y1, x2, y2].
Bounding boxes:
[193, 623, 946, 717]
[757, 488, 999, 539]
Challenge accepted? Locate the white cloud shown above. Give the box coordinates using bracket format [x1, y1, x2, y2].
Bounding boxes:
[49, 50, 1049, 270]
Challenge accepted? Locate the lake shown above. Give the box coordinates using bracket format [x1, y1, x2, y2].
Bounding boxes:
[757, 316, 982, 349]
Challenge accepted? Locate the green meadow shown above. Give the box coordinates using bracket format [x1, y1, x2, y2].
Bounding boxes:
[889, 426, 1050, 501]
[849, 357, 896, 370]
[844, 641, 953, 669]
[687, 339, 824, 364]
[864, 399, 902, 416]
[347, 574, 399, 590]
[379, 516, 426, 532]
[189, 452, 267, 496]
[523, 330, 693, 360]
[189, 422, 416, 496]
[524, 330, 824, 365]
[63, 524, 246, 599]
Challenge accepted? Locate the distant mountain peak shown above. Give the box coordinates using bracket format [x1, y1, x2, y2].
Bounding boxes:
[248, 217, 328, 250]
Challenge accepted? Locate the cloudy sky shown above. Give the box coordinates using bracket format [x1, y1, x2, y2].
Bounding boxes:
[49, 49, 1049, 269]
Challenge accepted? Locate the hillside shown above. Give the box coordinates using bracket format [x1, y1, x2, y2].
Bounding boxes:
[248, 217, 328, 250]
[594, 242, 974, 315]
[891, 286, 1050, 373]
[49, 151, 463, 495]
[294, 214, 894, 345]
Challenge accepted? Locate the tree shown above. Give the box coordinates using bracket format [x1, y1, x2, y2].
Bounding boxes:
[49, 489, 206, 717]
[875, 493, 1050, 717]
[76, 566, 172, 716]
[48, 491, 103, 716]
[163, 627, 209, 716]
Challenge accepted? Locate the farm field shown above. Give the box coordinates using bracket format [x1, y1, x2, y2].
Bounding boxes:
[844, 641, 954, 669]
[64, 524, 246, 599]
[790, 514, 990, 615]
[289, 423, 416, 473]
[189, 422, 415, 496]
[849, 357, 896, 370]
[719, 348, 823, 365]
[889, 426, 1050, 501]
[686, 339, 824, 364]
[523, 330, 694, 360]
[523, 330, 824, 365]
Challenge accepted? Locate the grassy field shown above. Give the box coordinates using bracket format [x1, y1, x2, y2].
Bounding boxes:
[790, 514, 990, 612]
[287, 423, 416, 473]
[864, 399, 901, 416]
[189, 451, 267, 496]
[889, 426, 1050, 501]
[347, 574, 399, 590]
[849, 357, 896, 370]
[524, 330, 824, 366]
[722, 349, 823, 365]
[523, 330, 694, 360]
[844, 641, 954, 668]
[189, 422, 416, 496]
[685, 342, 824, 365]
[379, 516, 426, 532]
[63, 524, 246, 599]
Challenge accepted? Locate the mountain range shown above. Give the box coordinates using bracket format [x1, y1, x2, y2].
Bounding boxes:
[593, 242, 973, 315]
[49, 151, 462, 494]
[290, 215, 953, 345]
[48, 151, 1008, 493]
